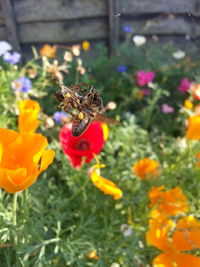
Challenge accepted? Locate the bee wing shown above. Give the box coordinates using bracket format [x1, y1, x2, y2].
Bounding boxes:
[94, 114, 120, 125]
[72, 114, 93, 137]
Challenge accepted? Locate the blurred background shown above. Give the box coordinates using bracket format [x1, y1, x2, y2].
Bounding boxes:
[1, 0, 199, 56]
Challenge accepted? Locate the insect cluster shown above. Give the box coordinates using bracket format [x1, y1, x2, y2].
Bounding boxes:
[54, 77, 119, 137]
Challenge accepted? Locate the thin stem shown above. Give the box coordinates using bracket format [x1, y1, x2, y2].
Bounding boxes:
[12, 192, 18, 264]
[13, 193, 18, 227]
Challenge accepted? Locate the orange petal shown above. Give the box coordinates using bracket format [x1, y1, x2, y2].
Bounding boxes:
[186, 115, 200, 140]
[172, 216, 200, 251]
[0, 168, 27, 193]
[152, 253, 175, 267]
[39, 150, 55, 174]
[173, 253, 200, 267]
[133, 158, 159, 180]
[146, 216, 174, 251]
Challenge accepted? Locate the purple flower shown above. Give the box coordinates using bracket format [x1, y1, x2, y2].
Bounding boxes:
[123, 26, 133, 33]
[142, 88, 152, 96]
[117, 65, 127, 73]
[11, 76, 32, 92]
[53, 111, 68, 123]
[178, 78, 191, 93]
[136, 70, 155, 86]
[161, 104, 174, 114]
[3, 51, 21, 64]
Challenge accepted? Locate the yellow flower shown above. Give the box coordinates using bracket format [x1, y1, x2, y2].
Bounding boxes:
[186, 115, 200, 140]
[0, 129, 55, 193]
[184, 100, 193, 110]
[133, 158, 160, 180]
[90, 164, 122, 200]
[101, 123, 109, 141]
[86, 250, 99, 260]
[82, 41, 90, 51]
[18, 100, 40, 133]
[40, 44, 57, 59]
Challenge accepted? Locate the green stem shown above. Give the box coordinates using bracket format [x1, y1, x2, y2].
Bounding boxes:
[13, 193, 18, 227]
[143, 90, 162, 129]
[12, 193, 18, 264]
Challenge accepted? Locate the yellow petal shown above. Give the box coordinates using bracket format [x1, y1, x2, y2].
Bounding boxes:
[39, 150, 55, 174]
[90, 169, 122, 199]
[18, 100, 40, 133]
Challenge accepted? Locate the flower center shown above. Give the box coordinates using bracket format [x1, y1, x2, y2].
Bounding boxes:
[77, 140, 90, 151]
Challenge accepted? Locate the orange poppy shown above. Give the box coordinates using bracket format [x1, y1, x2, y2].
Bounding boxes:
[40, 44, 57, 59]
[186, 115, 200, 140]
[18, 99, 40, 133]
[133, 158, 160, 180]
[90, 164, 122, 200]
[147, 216, 200, 267]
[148, 186, 188, 216]
[0, 128, 55, 193]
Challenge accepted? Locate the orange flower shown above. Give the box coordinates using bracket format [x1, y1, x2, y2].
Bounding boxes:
[148, 186, 188, 216]
[90, 164, 122, 200]
[133, 158, 160, 180]
[192, 84, 200, 101]
[186, 115, 200, 140]
[147, 216, 200, 267]
[82, 41, 90, 51]
[40, 44, 57, 59]
[18, 100, 40, 133]
[0, 128, 55, 193]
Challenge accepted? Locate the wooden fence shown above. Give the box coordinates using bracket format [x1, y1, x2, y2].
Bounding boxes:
[0, 0, 200, 54]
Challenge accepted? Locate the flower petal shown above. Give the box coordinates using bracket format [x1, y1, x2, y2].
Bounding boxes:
[90, 167, 122, 199]
[39, 150, 55, 174]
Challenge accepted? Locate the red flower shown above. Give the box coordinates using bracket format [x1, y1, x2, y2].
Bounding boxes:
[59, 121, 105, 168]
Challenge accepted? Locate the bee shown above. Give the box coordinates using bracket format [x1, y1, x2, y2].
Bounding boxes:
[54, 77, 119, 137]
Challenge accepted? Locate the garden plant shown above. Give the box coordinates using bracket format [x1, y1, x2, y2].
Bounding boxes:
[0, 34, 200, 267]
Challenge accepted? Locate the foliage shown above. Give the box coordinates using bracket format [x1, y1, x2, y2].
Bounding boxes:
[0, 39, 200, 267]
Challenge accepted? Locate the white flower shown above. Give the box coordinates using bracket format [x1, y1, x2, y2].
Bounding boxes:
[132, 35, 146, 46]
[0, 41, 12, 56]
[172, 50, 186, 59]
[120, 224, 133, 237]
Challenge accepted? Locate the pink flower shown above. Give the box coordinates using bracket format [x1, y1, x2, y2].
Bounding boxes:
[161, 104, 174, 114]
[136, 71, 155, 86]
[178, 78, 191, 93]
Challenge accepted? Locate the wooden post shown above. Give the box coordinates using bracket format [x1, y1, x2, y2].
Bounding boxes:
[108, 0, 120, 57]
[0, 0, 20, 51]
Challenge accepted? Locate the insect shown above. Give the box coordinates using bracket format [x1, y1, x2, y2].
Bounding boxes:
[54, 77, 119, 137]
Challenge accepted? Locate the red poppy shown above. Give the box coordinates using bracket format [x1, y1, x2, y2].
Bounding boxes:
[59, 121, 105, 168]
